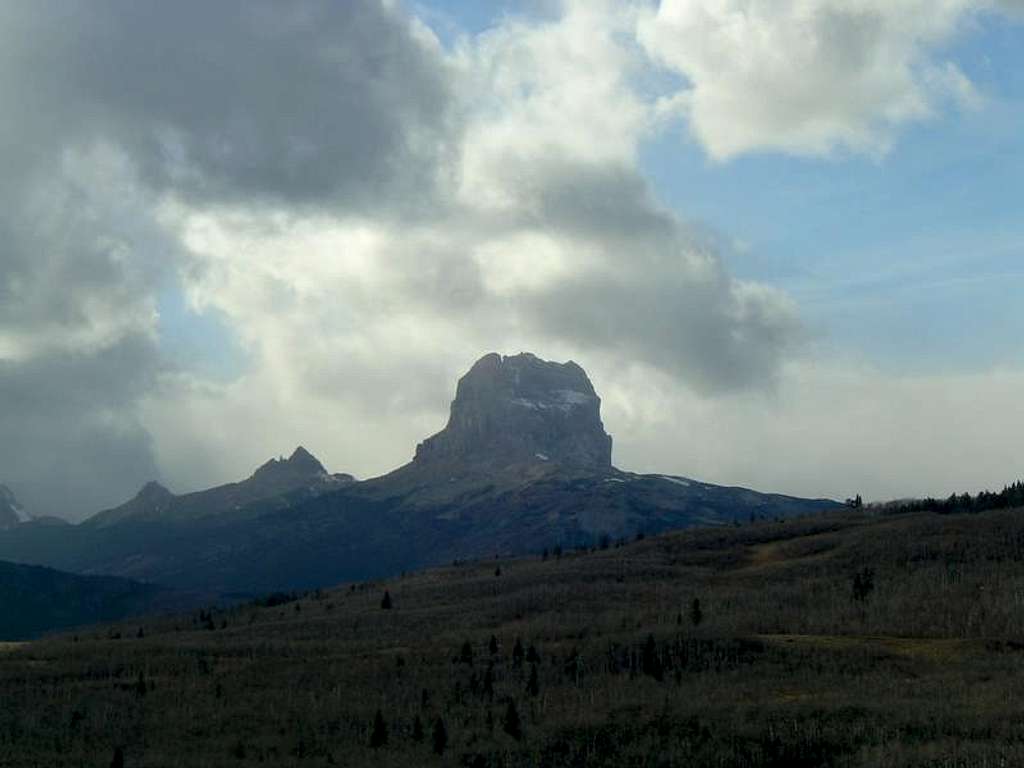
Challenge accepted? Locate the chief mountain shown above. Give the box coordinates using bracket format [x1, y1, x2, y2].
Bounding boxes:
[0, 353, 838, 596]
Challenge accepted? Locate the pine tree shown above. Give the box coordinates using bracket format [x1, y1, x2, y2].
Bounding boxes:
[380, 590, 392, 610]
[527, 663, 540, 697]
[370, 709, 388, 749]
[642, 634, 664, 681]
[690, 598, 703, 628]
[503, 699, 523, 741]
[432, 717, 448, 755]
[512, 637, 525, 668]
[483, 663, 495, 701]
[526, 644, 541, 665]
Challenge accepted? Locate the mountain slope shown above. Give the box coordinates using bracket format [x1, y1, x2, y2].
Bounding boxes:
[0, 559, 173, 640]
[84, 446, 355, 529]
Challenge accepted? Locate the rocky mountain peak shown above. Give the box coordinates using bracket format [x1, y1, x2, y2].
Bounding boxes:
[136, 481, 173, 503]
[249, 446, 330, 489]
[413, 352, 613, 471]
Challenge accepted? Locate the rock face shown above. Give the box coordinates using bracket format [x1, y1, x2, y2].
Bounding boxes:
[0, 485, 28, 529]
[414, 353, 613, 471]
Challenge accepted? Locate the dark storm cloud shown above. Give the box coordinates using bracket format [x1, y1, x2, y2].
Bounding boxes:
[0, 0, 455, 212]
[0, 0, 456, 517]
[0, 338, 161, 518]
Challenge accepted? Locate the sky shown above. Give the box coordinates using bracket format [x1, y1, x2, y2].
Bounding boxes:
[0, 0, 1022, 520]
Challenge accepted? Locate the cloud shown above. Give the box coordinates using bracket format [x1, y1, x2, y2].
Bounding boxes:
[637, 0, 985, 159]
[0, 339, 160, 518]
[0, 1, 455, 213]
[2, 0, 1015, 515]
[603, 358, 1024, 502]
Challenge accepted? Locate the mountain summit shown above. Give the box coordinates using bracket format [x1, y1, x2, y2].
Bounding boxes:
[85, 447, 353, 529]
[414, 353, 613, 471]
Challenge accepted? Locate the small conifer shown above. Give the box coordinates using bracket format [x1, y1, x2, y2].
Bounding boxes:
[432, 717, 447, 755]
[370, 709, 388, 749]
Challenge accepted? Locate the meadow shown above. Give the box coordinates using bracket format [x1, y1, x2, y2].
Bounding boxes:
[4, 504, 1024, 766]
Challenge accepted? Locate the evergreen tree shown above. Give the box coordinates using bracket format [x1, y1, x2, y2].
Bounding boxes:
[370, 709, 388, 749]
[527, 663, 540, 697]
[412, 715, 424, 743]
[503, 699, 523, 741]
[526, 644, 541, 665]
[380, 590, 392, 610]
[512, 638, 525, 668]
[432, 717, 448, 756]
[483, 663, 495, 701]
[642, 634, 664, 681]
[690, 597, 703, 628]
[852, 567, 875, 602]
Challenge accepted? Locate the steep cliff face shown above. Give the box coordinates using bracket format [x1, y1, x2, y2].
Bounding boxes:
[414, 353, 613, 471]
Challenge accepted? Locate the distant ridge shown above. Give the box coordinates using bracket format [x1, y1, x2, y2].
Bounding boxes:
[0, 352, 841, 597]
[84, 446, 355, 528]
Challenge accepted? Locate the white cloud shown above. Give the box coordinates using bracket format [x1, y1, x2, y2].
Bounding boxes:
[604, 358, 1024, 501]
[637, 0, 985, 159]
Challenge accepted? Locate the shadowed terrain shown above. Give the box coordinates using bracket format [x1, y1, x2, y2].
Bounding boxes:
[3, 503, 1024, 766]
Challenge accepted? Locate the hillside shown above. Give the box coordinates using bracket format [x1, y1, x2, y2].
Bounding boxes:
[0, 560, 172, 641]
[3, 504, 1024, 766]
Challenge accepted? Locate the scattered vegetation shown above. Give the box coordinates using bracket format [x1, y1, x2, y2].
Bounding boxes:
[4, 502, 1024, 765]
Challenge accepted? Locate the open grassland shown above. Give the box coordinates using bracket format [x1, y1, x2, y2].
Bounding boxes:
[5, 506, 1024, 766]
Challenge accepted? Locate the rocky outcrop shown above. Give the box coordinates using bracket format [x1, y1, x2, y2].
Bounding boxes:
[414, 353, 613, 471]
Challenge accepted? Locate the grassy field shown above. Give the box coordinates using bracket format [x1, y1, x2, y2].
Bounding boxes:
[4, 505, 1024, 766]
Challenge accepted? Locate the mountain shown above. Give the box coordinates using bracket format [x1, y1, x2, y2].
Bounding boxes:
[84, 446, 355, 529]
[0, 559, 176, 641]
[0, 485, 30, 529]
[0, 353, 840, 595]
[413, 352, 612, 471]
